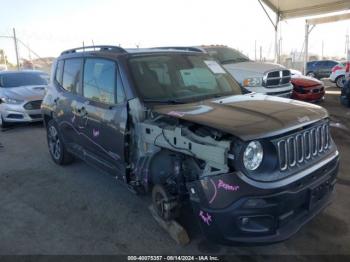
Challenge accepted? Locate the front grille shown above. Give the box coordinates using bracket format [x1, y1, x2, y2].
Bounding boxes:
[24, 100, 42, 110]
[264, 70, 291, 88]
[29, 114, 43, 119]
[274, 122, 330, 171]
[7, 114, 24, 119]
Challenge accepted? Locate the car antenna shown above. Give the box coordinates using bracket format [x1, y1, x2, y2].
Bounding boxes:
[82, 41, 85, 52]
[92, 40, 95, 51]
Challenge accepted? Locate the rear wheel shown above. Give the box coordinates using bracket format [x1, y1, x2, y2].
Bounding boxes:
[336, 75, 346, 88]
[47, 119, 74, 165]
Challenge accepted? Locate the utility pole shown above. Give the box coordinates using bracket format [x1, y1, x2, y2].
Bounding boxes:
[346, 33, 349, 57]
[13, 28, 20, 70]
[279, 37, 283, 63]
[260, 46, 262, 61]
[255, 40, 257, 61]
[304, 23, 309, 75]
[322, 40, 324, 59]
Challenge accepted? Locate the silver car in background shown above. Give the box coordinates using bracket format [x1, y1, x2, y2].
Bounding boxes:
[0, 70, 49, 128]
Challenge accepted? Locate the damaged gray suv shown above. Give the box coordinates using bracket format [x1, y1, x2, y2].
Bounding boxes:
[42, 46, 339, 245]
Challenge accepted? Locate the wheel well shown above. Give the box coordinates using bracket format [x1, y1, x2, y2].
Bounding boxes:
[43, 113, 52, 127]
[336, 75, 345, 80]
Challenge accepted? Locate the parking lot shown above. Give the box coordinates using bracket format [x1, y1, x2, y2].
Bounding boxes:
[0, 82, 349, 256]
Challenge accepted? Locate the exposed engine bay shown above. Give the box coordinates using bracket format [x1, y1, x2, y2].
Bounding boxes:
[127, 98, 235, 220]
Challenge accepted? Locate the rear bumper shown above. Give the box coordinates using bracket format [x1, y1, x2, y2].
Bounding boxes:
[187, 151, 339, 245]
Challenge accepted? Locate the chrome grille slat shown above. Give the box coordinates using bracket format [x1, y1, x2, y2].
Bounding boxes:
[277, 140, 288, 171]
[264, 70, 291, 88]
[275, 122, 330, 171]
[296, 134, 304, 163]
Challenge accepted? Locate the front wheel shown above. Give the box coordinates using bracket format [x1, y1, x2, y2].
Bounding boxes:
[336, 75, 346, 88]
[152, 184, 180, 221]
[0, 114, 9, 129]
[47, 119, 74, 165]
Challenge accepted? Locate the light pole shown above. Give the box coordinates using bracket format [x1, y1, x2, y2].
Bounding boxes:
[0, 32, 20, 70]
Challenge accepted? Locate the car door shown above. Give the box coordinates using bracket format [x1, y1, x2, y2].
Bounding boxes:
[77, 57, 128, 177]
[315, 61, 326, 78]
[54, 58, 86, 154]
[318, 61, 334, 78]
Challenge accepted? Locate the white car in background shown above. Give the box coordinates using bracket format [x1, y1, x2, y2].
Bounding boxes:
[330, 61, 347, 88]
[0, 70, 49, 128]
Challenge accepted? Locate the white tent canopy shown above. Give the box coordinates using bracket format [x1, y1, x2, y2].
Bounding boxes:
[261, 0, 350, 20]
[259, 0, 350, 73]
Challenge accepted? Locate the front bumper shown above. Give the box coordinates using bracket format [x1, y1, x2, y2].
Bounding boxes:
[187, 151, 339, 245]
[292, 90, 325, 102]
[0, 103, 43, 123]
[245, 84, 293, 98]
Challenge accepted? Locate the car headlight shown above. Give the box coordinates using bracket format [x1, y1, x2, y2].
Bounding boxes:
[243, 77, 262, 87]
[0, 97, 24, 104]
[243, 141, 263, 171]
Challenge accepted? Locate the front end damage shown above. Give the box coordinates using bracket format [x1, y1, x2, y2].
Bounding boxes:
[126, 98, 339, 245]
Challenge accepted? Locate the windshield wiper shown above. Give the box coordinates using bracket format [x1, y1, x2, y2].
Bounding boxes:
[221, 58, 249, 64]
[144, 99, 186, 104]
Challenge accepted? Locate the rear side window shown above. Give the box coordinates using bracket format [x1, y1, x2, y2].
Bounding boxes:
[62, 59, 82, 93]
[83, 58, 124, 104]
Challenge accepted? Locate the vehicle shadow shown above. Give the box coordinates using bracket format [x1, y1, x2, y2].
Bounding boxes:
[1, 121, 44, 133]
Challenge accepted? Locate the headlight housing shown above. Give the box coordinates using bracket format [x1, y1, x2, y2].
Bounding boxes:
[243, 141, 263, 171]
[0, 97, 24, 105]
[242, 77, 262, 87]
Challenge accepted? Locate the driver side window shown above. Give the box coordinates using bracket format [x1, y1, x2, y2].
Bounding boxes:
[83, 58, 125, 104]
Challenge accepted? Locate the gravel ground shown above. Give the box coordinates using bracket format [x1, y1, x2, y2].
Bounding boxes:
[0, 83, 349, 256]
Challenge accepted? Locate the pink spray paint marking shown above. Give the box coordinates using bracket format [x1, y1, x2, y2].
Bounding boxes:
[93, 128, 100, 138]
[217, 179, 240, 192]
[199, 210, 212, 226]
[168, 111, 185, 117]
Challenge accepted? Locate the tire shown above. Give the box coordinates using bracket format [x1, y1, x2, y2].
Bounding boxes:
[0, 114, 9, 129]
[46, 119, 74, 165]
[335, 75, 346, 88]
[307, 72, 316, 78]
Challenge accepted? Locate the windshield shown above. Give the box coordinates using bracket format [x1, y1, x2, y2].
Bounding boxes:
[129, 54, 242, 103]
[203, 47, 250, 64]
[0, 72, 48, 88]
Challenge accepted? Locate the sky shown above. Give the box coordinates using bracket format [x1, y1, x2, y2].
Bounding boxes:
[0, 0, 349, 63]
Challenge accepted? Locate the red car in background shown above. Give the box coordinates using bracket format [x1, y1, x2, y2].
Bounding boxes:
[291, 70, 325, 102]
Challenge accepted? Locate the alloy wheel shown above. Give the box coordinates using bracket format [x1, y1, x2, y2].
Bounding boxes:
[337, 76, 345, 88]
[48, 125, 61, 160]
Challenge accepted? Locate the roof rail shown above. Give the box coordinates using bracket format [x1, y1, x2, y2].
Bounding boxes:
[61, 45, 127, 55]
[152, 47, 203, 52]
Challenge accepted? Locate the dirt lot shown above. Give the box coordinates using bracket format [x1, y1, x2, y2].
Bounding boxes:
[0, 83, 349, 256]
